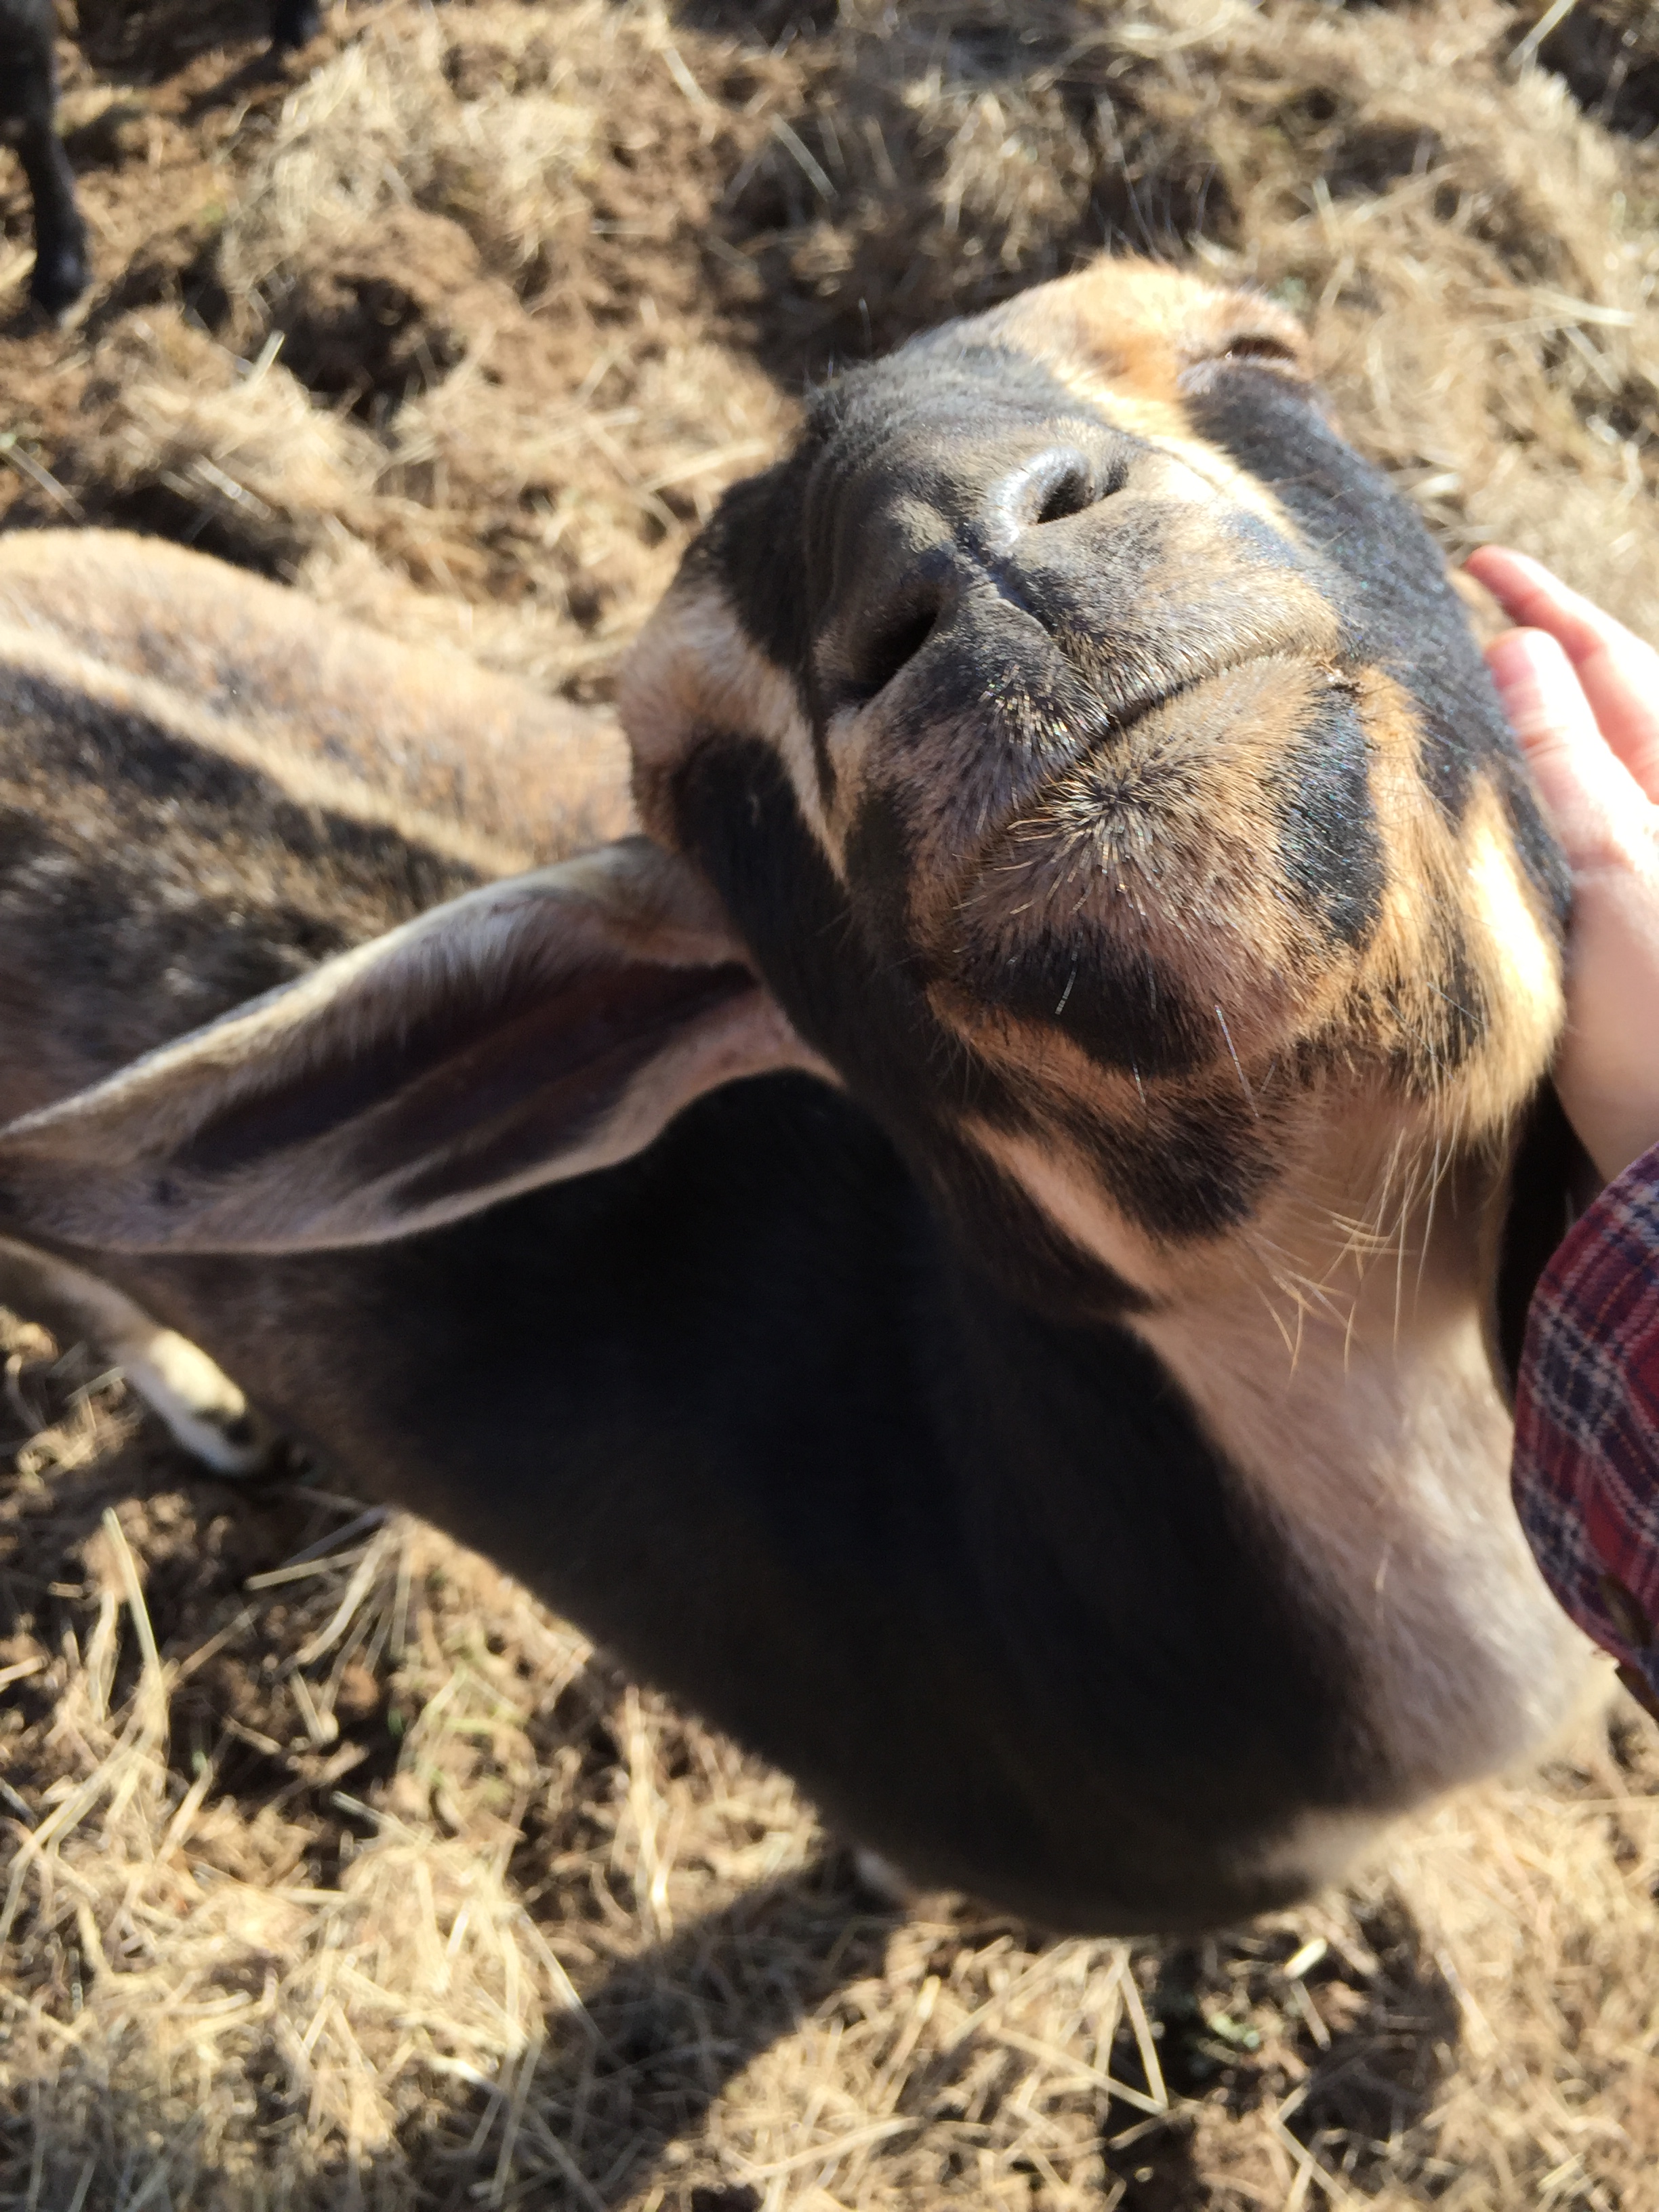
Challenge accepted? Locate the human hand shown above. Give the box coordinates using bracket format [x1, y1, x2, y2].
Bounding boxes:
[1465, 546, 1659, 1187]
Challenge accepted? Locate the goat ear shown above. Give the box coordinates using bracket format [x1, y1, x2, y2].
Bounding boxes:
[0, 839, 824, 1253]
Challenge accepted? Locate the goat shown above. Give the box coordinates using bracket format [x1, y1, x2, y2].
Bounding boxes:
[0, 0, 319, 314]
[0, 258, 1601, 1933]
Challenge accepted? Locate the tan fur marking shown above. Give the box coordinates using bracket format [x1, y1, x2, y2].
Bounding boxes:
[968, 1099, 1599, 1796]
[966, 1120, 1174, 1293]
[981, 258, 1310, 398]
[620, 578, 838, 867]
[1128, 1185, 1596, 1799]
[1461, 792, 1566, 1111]
[1344, 676, 1565, 1151]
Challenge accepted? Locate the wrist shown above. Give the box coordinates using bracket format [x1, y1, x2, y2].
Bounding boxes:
[1568, 1106, 1659, 1191]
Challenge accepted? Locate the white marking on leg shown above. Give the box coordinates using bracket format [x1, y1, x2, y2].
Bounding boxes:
[0, 1237, 270, 1475]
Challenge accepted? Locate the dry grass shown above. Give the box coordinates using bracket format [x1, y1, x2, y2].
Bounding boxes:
[3, 0, 1659, 2204]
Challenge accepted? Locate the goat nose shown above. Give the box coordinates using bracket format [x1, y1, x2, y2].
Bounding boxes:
[979, 444, 1128, 556]
[840, 588, 947, 707]
[832, 443, 1132, 708]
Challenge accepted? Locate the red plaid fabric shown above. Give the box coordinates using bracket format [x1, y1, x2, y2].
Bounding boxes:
[1512, 1139, 1659, 1719]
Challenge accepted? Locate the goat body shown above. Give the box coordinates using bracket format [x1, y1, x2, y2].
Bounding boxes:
[0, 260, 1601, 1932]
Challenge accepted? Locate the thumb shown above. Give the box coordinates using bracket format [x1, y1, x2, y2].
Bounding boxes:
[1486, 627, 1649, 873]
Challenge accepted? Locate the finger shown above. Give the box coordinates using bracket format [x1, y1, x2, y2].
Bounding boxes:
[1467, 547, 1659, 800]
[1486, 628, 1652, 872]
[1467, 547, 1658, 679]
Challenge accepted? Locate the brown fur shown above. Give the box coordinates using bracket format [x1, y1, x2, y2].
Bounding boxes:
[0, 531, 632, 867]
[0, 529, 641, 1467]
[975, 259, 1315, 440]
[0, 532, 633, 1126]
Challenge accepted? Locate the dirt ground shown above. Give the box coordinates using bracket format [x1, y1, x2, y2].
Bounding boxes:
[3, 1, 1659, 2206]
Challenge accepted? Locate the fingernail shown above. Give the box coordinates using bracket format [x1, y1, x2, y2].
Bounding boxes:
[1492, 547, 1549, 579]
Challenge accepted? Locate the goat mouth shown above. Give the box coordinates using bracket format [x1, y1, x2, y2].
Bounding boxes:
[1028, 642, 1366, 836]
[935, 647, 1275, 894]
[1066, 672, 1210, 770]
[918, 646, 1368, 1038]
[1065, 635, 1336, 759]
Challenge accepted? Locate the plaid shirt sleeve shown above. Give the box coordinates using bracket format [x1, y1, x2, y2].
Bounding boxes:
[1511, 1136, 1659, 1720]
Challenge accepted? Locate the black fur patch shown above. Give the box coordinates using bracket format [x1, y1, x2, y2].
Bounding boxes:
[1061, 1082, 1277, 1243]
[684, 454, 817, 699]
[951, 908, 1212, 1082]
[114, 1067, 1363, 1933]
[670, 736, 1179, 1309]
[1494, 1083, 1597, 1397]
[672, 735, 1003, 1132]
[1269, 687, 1385, 951]
[1183, 363, 1564, 929]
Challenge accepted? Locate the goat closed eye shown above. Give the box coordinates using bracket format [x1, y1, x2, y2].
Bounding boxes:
[1212, 333, 1305, 370]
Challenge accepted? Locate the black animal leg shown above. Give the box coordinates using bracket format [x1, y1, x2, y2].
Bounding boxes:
[269, 0, 323, 51]
[17, 113, 87, 313]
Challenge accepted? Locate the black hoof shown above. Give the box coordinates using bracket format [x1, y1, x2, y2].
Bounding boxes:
[269, 0, 323, 50]
[28, 247, 89, 317]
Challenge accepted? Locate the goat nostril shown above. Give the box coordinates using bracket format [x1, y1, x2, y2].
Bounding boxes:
[1033, 466, 1099, 527]
[994, 447, 1129, 544]
[846, 602, 939, 703]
